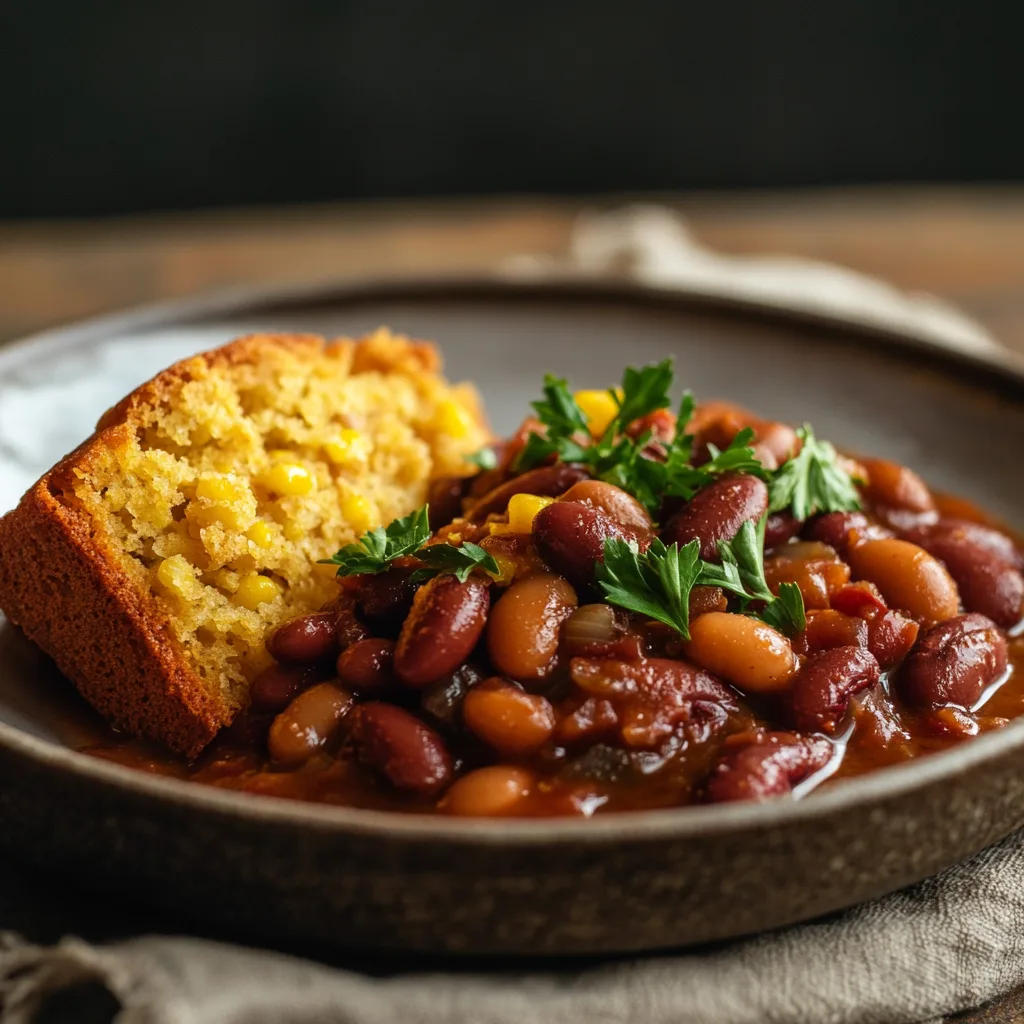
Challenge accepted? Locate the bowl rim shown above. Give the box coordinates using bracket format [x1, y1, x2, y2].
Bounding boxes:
[4, 270, 1024, 846]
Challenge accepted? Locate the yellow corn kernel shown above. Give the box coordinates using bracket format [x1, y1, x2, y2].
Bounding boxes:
[258, 462, 314, 497]
[156, 555, 201, 599]
[195, 476, 243, 502]
[507, 493, 555, 534]
[340, 491, 377, 533]
[283, 521, 306, 542]
[246, 520, 274, 547]
[488, 521, 513, 537]
[486, 550, 518, 583]
[433, 398, 476, 439]
[323, 429, 371, 466]
[574, 389, 620, 438]
[233, 574, 282, 610]
[192, 504, 246, 530]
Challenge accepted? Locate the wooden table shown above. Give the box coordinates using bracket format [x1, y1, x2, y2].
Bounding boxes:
[2, 188, 1024, 1023]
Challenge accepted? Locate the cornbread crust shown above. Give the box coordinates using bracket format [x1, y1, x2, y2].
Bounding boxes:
[0, 331, 488, 757]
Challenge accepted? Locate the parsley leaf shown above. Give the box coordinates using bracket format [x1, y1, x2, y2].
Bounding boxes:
[414, 541, 499, 583]
[767, 424, 861, 520]
[661, 426, 768, 502]
[318, 506, 431, 576]
[760, 582, 807, 634]
[607, 359, 674, 435]
[597, 537, 702, 639]
[465, 447, 498, 471]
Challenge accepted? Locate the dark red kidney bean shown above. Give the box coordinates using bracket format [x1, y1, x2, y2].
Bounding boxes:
[898, 613, 1008, 709]
[355, 703, 454, 796]
[427, 476, 471, 531]
[918, 519, 1024, 571]
[463, 463, 591, 522]
[867, 610, 919, 670]
[266, 612, 338, 664]
[764, 511, 802, 549]
[796, 609, 869, 656]
[330, 594, 369, 649]
[393, 575, 490, 688]
[336, 638, 396, 694]
[788, 646, 880, 734]
[803, 511, 892, 554]
[357, 566, 420, 627]
[250, 663, 320, 712]
[534, 501, 647, 591]
[660, 474, 768, 561]
[902, 523, 1024, 628]
[706, 732, 834, 803]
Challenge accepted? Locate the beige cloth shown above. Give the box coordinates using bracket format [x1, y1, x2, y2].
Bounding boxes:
[0, 207, 1017, 1024]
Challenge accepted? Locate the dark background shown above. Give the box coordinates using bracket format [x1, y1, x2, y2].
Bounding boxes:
[2, 1, 1022, 219]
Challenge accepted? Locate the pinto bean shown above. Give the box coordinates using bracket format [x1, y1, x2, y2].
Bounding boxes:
[487, 574, 577, 680]
[788, 646, 880, 734]
[442, 766, 535, 817]
[898, 613, 1008, 709]
[336, 638, 396, 694]
[462, 678, 556, 755]
[867, 610, 919, 669]
[660, 474, 768, 561]
[463, 463, 591, 522]
[534, 501, 646, 591]
[847, 538, 959, 623]
[268, 682, 354, 764]
[559, 480, 653, 531]
[684, 612, 798, 693]
[902, 522, 1024, 628]
[355, 703, 454, 796]
[860, 457, 935, 512]
[803, 511, 892, 554]
[705, 732, 834, 803]
[266, 612, 338, 664]
[393, 575, 490, 688]
[764, 511, 803, 549]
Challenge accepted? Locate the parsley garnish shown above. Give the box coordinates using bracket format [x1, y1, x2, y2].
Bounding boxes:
[465, 447, 498, 471]
[767, 424, 861, 520]
[318, 506, 499, 582]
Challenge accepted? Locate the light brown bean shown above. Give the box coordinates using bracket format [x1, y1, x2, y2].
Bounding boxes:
[559, 480, 653, 531]
[268, 682, 354, 764]
[487, 574, 577, 680]
[860, 457, 935, 512]
[442, 766, 535, 817]
[684, 612, 798, 693]
[462, 678, 556, 755]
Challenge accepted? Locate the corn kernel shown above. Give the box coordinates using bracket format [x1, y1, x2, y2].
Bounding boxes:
[433, 399, 476, 439]
[246, 520, 274, 547]
[340, 491, 377, 533]
[156, 555, 201, 599]
[258, 462, 314, 497]
[507, 493, 555, 534]
[284, 521, 306, 542]
[233, 574, 282, 610]
[574, 390, 620, 438]
[488, 521, 513, 536]
[192, 504, 246, 530]
[323, 429, 371, 466]
[195, 476, 242, 502]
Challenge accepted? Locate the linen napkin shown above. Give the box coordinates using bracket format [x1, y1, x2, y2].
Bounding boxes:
[1, 206, 1020, 1024]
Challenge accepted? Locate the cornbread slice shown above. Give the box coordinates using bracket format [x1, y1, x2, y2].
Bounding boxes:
[0, 330, 488, 756]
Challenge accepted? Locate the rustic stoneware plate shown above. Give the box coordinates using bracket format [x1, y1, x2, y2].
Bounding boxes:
[3, 276, 1024, 956]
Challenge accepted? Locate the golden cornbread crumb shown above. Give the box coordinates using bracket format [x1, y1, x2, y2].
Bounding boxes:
[0, 330, 489, 755]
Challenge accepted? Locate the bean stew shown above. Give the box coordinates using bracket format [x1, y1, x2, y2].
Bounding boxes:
[86, 361, 1024, 817]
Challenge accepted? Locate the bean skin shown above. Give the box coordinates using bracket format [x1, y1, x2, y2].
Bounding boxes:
[534, 501, 646, 591]
[764, 511, 802, 549]
[487, 574, 577, 680]
[462, 678, 557, 755]
[336, 638, 396, 694]
[898, 613, 1008, 709]
[684, 612, 798, 694]
[660, 474, 768, 561]
[426, 476, 471, 531]
[788, 646, 880, 734]
[250, 663, 320, 713]
[266, 612, 338, 664]
[464, 463, 591, 522]
[559, 480, 653, 531]
[442, 766, 535, 817]
[355, 703, 454, 797]
[394, 575, 490, 688]
[902, 522, 1024, 628]
[803, 511, 892, 554]
[847, 538, 960, 623]
[706, 732, 834, 803]
[268, 682, 354, 765]
[357, 566, 420, 627]
[860, 457, 935, 513]
[867, 610, 919, 670]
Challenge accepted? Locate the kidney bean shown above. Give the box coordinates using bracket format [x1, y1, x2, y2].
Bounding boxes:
[559, 480, 653, 531]
[442, 766, 535, 817]
[756, 421, 799, 464]
[803, 511, 892, 554]
[788, 646, 880, 734]
[684, 612, 797, 693]
[706, 732, 834, 803]
[464, 463, 591, 522]
[902, 522, 1024, 628]
[463, 678, 557, 755]
[266, 612, 338, 664]
[860, 457, 935, 513]
[419, 663, 485, 729]
[427, 475, 471, 531]
[867, 610, 919, 669]
[487, 574, 577, 680]
[336, 638, 396, 694]
[357, 566, 420, 627]
[764, 545, 851, 610]
[847, 538, 959, 623]
[393, 575, 490, 688]
[689, 585, 728, 619]
[355, 703, 454, 797]
[660, 474, 768, 561]
[627, 407, 677, 443]
[268, 682, 354, 764]
[796, 609, 869, 655]
[331, 594, 369, 649]
[250, 663, 320, 713]
[534, 501, 646, 591]
[764, 511, 802, 549]
[927, 519, 1024, 570]
[898, 612, 1008, 709]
